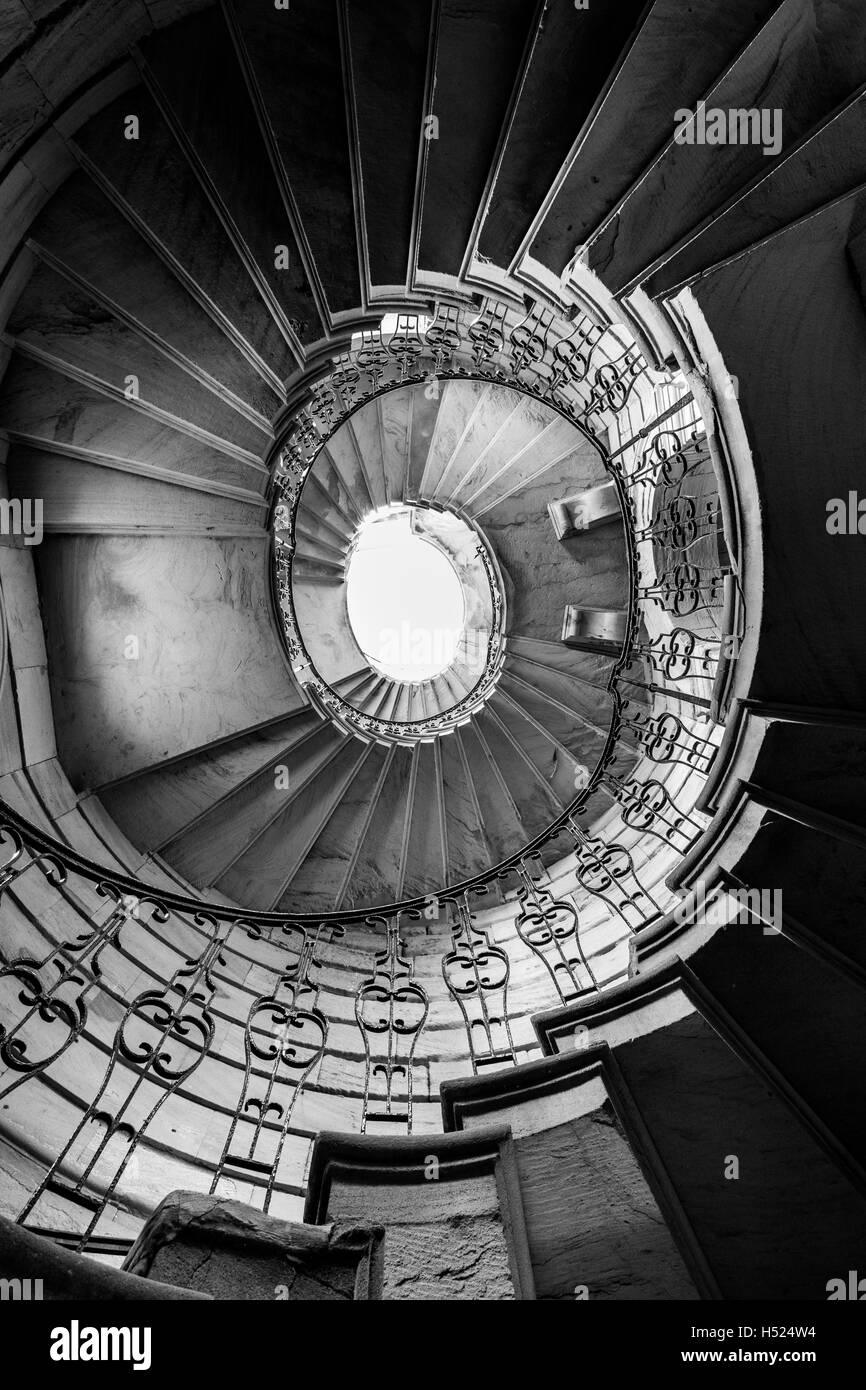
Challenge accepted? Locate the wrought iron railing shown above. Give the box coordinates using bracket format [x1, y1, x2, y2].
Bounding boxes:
[271, 295, 648, 748]
[0, 288, 745, 1252]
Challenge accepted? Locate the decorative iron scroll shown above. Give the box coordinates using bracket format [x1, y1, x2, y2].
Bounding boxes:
[213, 921, 342, 1210]
[0, 825, 65, 900]
[0, 275, 746, 1251]
[618, 705, 716, 775]
[513, 861, 589, 1003]
[442, 895, 515, 1071]
[566, 817, 663, 931]
[355, 916, 429, 1133]
[271, 292, 649, 747]
[0, 883, 168, 1097]
[602, 775, 705, 854]
[16, 912, 233, 1250]
[629, 629, 719, 684]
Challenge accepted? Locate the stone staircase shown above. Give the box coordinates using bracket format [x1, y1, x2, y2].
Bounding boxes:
[0, 0, 863, 1299]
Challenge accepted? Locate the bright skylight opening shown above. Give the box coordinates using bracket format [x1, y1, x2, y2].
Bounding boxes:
[346, 509, 465, 682]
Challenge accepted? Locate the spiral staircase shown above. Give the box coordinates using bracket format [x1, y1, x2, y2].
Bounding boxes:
[0, 0, 864, 1301]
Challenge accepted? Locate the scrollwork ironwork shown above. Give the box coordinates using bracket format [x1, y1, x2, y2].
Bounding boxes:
[442, 895, 514, 1071]
[355, 916, 428, 1132]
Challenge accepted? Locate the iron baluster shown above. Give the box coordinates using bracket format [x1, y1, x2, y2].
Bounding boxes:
[442, 895, 514, 1071]
[619, 705, 716, 775]
[602, 776, 705, 853]
[467, 299, 508, 373]
[567, 817, 663, 930]
[424, 302, 462, 372]
[355, 916, 428, 1133]
[16, 912, 234, 1250]
[386, 312, 425, 381]
[0, 885, 169, 1097]
[513, 860, 589, 1002]
[214, 922, 341, 1211]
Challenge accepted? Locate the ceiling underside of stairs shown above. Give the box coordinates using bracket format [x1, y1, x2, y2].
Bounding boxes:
[0, 0, 666, 916]
[4, 0, 866, 1297]
[4, 0, 865, 917]
[27, 361, 633, 910]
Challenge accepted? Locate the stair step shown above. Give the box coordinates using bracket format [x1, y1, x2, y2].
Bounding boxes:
[436, 733, 491, 884]
[319, 419, 378, 517]
[416, 0, 533, 279]
[347, 394, 390, 509]
[497, 666, 616, 791]
[277, 743, 392, 912]
[457, 721, 526, 863]
[402, 742, 447, 898]
[8, 260, 271, 457]
[445, 395, 552, 510]
[490, 688, 580, 807]
[470, 415, 595, 519]
[527, 0, 784, 277]
[139, 10, 325, 347]
[645, 86, 866, 298]
[433, 380, 520, 504]
[232, 739, 373, 910]
[613, 1009, 866, 1298]
[476, 705, 564, 830]
[292, 524, 346, 565]
[162, 723, 346, 886]
[404, 383, 443, 501]
[228, 0, 362, 318]
[293, 511, 349, 560]
[344, 0, 434, 291]
[0, 352, 263, 493]
[298, 470, 358, 544]
[474, 0, 649, 272]
[687, 926, 866, 1179]
[332, 745, 414, 908]
[4, 446, 265, 536]
[418, 378, 488, 500]
[587, 0, 866, 295]
[685, 182, 866, 710]
[71, 100, 287, 396]
[377, 388, 412, 505]
[97, 710, 319, 851]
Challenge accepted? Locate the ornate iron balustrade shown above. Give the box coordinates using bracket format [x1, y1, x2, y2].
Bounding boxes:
[356, 917, 428, 1132]
[0, 701, 720, 1248]
[442, 894, 515, 1072]
[270, 293, 649, 749]
[0, 286, 745, 1251]
[267, 295, 738, 921]
[211, 921, 342, 1212]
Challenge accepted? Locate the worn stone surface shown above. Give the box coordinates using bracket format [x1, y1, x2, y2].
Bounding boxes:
[346, 0, 431, 289]
[123, 1191, 383, 1300]
[530, 0, 783, 271]
[515, 1106, 699, 1301]
[617, 1015, 866, 1301]
[380, 1214, 515, 1301]
[35, 534, 302, 789]
[0, 1206, 209, 1299]
[323, 1165, 518, 1301]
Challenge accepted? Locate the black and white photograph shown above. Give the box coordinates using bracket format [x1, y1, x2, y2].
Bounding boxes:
[0, 0, 863, 1357]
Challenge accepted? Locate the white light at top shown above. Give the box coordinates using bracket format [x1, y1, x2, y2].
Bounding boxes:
[346, 509, 465, 682]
